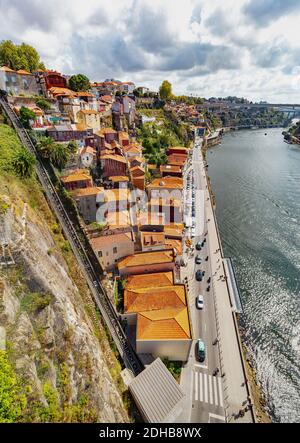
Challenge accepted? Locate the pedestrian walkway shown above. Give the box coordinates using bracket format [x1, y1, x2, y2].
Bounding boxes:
[193, 369, 224, 408]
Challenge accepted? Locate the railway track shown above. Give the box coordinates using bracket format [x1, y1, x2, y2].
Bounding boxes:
[0, 93, 144, 376]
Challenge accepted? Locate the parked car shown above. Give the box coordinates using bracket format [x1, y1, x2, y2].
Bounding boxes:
[196, 339, 206, 362]
[195, 270, 203, 281]
[207, 277, 211, 284]
[196, 241, 202, 250]
[207, 285, 211, 292]
[196, 294, 204, 310]
[195, 255, 202, 264]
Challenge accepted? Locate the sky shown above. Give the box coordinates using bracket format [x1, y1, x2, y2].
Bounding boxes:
[1, 0, 300, 102]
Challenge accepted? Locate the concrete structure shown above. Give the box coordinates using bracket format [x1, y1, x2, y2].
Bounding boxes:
[77, 109, 101, 132]
[90, 231, 134, 270]
[123, 274, 192, 361]
[0, 66, 40, 96]
[73, 186, 104, 223]
[129, 358, 186, 423]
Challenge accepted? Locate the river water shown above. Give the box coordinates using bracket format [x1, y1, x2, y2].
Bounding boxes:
[207, 128, 300, 423]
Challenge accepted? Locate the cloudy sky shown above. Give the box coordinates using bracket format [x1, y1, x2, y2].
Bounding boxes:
[1, 0, 300, 102]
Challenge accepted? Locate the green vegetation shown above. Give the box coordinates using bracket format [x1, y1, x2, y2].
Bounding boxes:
[0, 351, 26, 423]
[159, 80, 173, 100]
[36, 136, 73, 170]
[68, 74, 90, 92]
[21, 292, 52, 314]
[163, 359, 182, 382]
[35, 98, 51, 112]
[0, 40, 45, 72]
[0, 122, 36, 178]
[137, 108, 190, 166]
[19, 106, 36, 129]
[11, 148, 36, 178]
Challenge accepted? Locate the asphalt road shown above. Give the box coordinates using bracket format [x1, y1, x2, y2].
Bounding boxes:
[179, 140, 226, 423]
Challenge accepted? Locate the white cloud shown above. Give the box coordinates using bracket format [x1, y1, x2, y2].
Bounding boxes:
[0, 0, 300, 101]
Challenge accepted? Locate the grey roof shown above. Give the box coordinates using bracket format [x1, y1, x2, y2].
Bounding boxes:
[129, 358, 185, 423]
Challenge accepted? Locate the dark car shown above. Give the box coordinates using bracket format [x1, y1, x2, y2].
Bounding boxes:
[196, 339, 206, 362]
[195, 255, 202, 264]
[196, 270, 203, 281]
[207, 285, 211, 292]
[207, 277, 211, 284]
[201, 241, 205, 247]
[196, 241, 202, 250]
[202, 271, 205, 277]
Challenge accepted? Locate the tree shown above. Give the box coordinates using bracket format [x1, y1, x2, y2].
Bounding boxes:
[159, 80, 172, 101]
[36, 136, 70, 170]
[68, 74, 90, 92]
[11, 148, 36, 178]
[19, 106, 36, 129]
[0, 40, 45, 71]
[35, 98, 51, 112]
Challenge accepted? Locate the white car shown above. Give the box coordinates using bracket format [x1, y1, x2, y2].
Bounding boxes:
[196, 294, 204, 310]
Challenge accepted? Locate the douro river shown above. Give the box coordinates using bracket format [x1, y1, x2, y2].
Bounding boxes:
[208, 128, 300, 423]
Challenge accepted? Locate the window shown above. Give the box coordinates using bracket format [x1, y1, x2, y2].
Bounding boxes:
[98, 251, 102, 258]
[113, 247, 118, 254]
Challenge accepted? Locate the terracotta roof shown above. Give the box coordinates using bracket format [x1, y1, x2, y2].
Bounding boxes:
[76, 91, 94, 97]
[98, 127, 117, 135]
[124, 146, 142, 154]
[80, 146, 96, 155]
[165, 239, 183, 255]
[125, 272, 174, 290]
[91, 232, 133, 249]
[102, 154, 127, 164]
[100, 95, 113, 103]
[61, 173, 91, 183]
[125, 284, 186, 313]
[17, 69, 31, 75]
[118, 249, 174, 269]
[167, 154, 187, 166]
[141, 231, 165, 247]
[79, 109, 99, 115]
[73, 186, 104, 197]
[49, 87, 75, 96]
[160, 164, 182, 173]
[129, 156, 144, 164]
[118, 131, 129, 139]
[0, 65, 15, 72]
[169, 146, 188, 152]
[147, 177, 183, 190]
[137, 307, 191, 340]
[109, 175, 129, 182]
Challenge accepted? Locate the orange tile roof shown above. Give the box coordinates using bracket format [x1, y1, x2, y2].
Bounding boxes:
[109, 176, 129, 182]
[141, 231, 165, 247]
[98, 127, 117, 135]
[79, 109, 99, 115]
[125, 285, 186, 313]
[17, 69, 31, 75]
[61, 169, 92, 183]
[160, 164, 182, 173]
[118, 131, 129, 139]
[129, 156, 144, 164]
[80, 146, 96, 155]
[102, 154, 127, 164]
[137, 307, 191, 340]
[165, 239, 183, 255]
[0, 65, 16, 72]
[73, 186, 104, 197]
[125, 272, 174, 290]
[147, 177, 183, 190]
[167, 154, 187, 166]
[76, 91, 94, 97]
[118, 249, 174, 269]
[75, 123, 89, 131]
[91, 232, 133, 249]
[49, 87, 75, 96]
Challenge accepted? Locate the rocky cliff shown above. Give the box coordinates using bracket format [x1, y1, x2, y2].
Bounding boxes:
[0, 123, 129, 423]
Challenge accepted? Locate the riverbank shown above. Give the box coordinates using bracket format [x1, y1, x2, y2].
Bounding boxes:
[202, 142, 272, 423]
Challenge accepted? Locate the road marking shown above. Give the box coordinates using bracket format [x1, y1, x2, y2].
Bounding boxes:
[194, 363, 208, 369]
[209, 375, 213, 405]
[213, 375, 218, 406]
[194, 371, 198, 401]
[218, 377, 224, 408]
[204, 373, 208, 403]
[208, 413, 226, 422]
[199, 372, 203, 402]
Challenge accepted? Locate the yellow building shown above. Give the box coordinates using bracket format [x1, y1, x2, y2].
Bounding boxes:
[77, 109, 101, 132]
